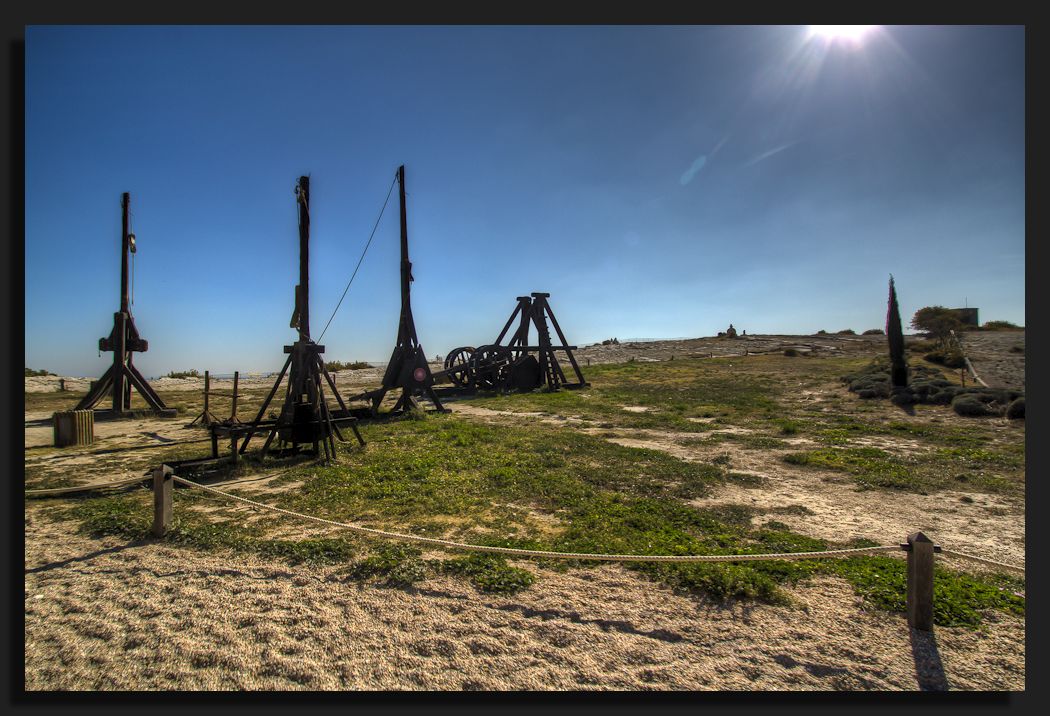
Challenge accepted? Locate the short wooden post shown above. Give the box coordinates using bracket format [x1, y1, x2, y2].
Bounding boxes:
[231, 371, 240, 421]
[905, 531, 936, 631]
[152, 464, 173, 537]
[59, 378, 65, 392]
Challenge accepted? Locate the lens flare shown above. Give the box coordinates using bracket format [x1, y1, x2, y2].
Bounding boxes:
[808, 25, 878, 43]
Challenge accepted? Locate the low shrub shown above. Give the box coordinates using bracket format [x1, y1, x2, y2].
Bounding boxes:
[982, 320, 1022, 330]
[167, 369, 200, 379]
[836, 329, 856, 335]
[816, 330, 828, 335]
[783, 348, 800, 357]
[325, 360, 371, 371]
[890, 390, 917, 406]
[1010, 345, 1024, 354]
[24, 368, 54, 377]
[842, 359, 1021, 418]
[1006, 398, 1025, 420]
[862, 329, 885, 335]
[952, 396, 993, 417]
[907, 339, 940, 353]
[924, 349, 966, 369]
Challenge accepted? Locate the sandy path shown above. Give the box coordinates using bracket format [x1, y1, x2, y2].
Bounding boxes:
[23, 508, 1023, 691]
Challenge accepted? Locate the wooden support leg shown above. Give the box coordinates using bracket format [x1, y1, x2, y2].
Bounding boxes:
[240, 353, 293, 454]
[75, 365, 115, 411]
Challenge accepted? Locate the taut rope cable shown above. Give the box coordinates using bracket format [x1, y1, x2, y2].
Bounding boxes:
[938, 549, 1025, 575]
[316, 174, 399, 342]
[25, 475, 149, 497]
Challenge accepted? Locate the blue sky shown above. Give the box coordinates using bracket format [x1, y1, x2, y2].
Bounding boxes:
[25, 25, 1025, 377]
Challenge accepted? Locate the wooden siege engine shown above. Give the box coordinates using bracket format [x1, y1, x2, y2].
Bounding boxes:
[236, 175, 364, 460]
[75, 192, 175, 417]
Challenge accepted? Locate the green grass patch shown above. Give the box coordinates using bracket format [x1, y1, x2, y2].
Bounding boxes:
[783, 447, 916, 490]
[472, 357, 779, 432]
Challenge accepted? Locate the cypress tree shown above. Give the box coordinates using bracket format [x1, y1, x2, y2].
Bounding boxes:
[887, 275, 908, 387]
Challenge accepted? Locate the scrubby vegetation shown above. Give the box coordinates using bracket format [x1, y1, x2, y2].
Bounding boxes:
[325, 360, 372, 371]
[842, 358, 1023, 418]
[862, 328, 884, 335]
[25, 368, 54, 377]
[982, 320, 1022, 330]
[923, 347, 966, 369]
[167, 369, 201, 379]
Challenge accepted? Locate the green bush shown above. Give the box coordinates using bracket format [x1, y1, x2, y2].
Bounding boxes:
[982, 320, 1022, 330]
[816, 329, 828, 335]
[908, 339, 940, 353]
[325, 360, 372, 371]
[836, 329, 856, 335]
[783, 348, 800, 357]
[952, 396, 993, 417]
[924, 349, 966, 369]
[167, 369, 201, 379]
[842, 360, 1022, 418]
[25, 368, 55, 377]
[1006, 398, 1025, 420]
[442, 554, 535, 593]
[862, 329, 885, 335]
[890, 390, 917, 406]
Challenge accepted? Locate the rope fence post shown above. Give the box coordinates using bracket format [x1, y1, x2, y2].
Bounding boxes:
[152, 464, 174, 537]
[903, 531, 940, 632]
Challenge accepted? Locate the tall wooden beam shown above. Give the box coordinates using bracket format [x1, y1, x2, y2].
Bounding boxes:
[76, 192, 173, 417]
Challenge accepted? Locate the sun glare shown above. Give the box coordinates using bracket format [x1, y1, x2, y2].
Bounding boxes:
[808, 25, 878, 44]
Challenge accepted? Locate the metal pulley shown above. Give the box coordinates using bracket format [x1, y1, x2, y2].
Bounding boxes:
[128, 233, 136, 253]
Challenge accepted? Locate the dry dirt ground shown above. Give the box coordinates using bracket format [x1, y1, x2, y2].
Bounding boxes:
[23, 332, 1025, 691]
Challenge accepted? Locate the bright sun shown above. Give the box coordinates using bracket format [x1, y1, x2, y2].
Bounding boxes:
[808, 25, 878, 43]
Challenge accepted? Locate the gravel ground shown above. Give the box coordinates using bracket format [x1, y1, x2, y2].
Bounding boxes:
[23, 509, 1025, 691]
[23, 332, 1025, 691]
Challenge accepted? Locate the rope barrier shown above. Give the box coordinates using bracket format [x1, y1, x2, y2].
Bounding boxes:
[939, 548, 1025, 574]
[25, 437, 214, 457]
[24, 468, 1027, 575]
[25, 475, 148, 497]
[172, 476, 900, 563]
